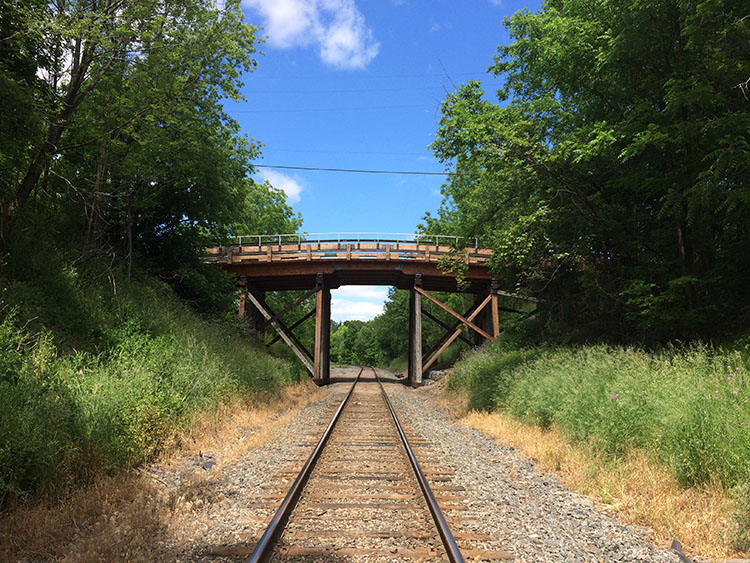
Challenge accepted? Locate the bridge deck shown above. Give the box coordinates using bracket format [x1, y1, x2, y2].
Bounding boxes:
[205, 237, 494, 292]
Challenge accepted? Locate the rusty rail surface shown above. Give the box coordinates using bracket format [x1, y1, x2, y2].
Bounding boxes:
[248, 368, 364, 563]
[205, 233, 492, 266]
[248, 367, 465, 562]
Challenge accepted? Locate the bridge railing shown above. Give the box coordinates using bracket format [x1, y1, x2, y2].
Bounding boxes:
[205, 233, 490, 265]
[232, 233, 478, 249]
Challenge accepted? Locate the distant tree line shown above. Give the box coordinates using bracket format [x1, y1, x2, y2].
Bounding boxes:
[330, 289, 476, 369]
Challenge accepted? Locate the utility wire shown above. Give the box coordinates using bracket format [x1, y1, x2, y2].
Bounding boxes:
[251, 164, 462, 176]
[231, 104, 428, 114]
[245, 86, 443, 94]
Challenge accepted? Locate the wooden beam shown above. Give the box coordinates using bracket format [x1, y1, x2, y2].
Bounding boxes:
[423, 293, 493, 373]
[408, 285, 422, 387]
[496, 290, 541, 303]
[246, 291, 314, 376]
[422, 302, 478, 362]
[422, 309, 473, 347]
[414, 286, 494, 341]
[238, 279, 246, 318]
[313, 281, 331, 385]
[238, 291, 246, 319]
[491, 292, 500, 339]
[421, 296, 487, 363]
[266, 308, 315, 347]
[262, 287, 318, 329]
[275, 315, 314, 361]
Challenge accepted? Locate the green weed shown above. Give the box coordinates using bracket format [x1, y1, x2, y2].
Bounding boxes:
[449, 339, 750, 548]
[0, 269, 296, 508]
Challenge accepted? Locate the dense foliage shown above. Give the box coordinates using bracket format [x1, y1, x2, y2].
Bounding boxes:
[0, 0, 304, 507]
[0, 0, 300, 309]
[428, 0, 750, 341]
[449, 339, 750, 549]
[0, 260, 297, 507]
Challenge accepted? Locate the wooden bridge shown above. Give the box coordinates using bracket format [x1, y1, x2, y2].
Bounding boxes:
[206, 234, 524, 386]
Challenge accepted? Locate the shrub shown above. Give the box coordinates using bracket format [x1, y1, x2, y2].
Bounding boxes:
[0, 271, 296, 507]
[450, 342, 750, 488]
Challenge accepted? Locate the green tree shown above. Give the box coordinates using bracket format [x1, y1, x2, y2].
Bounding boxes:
[1, 0, 259, 241]
[431, 0, 750, 340]
[0, 0, 307, 313]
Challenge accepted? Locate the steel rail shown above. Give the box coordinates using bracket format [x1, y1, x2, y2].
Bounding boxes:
[373, 368, 465, 563]
[247, 368, 363, 563]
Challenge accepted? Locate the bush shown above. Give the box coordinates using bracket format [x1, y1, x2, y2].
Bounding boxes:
[449, 342, 750, 488]
[0, 270, 296, 507]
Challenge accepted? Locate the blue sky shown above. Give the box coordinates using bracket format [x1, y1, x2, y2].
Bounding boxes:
[229, 0, 541, 320]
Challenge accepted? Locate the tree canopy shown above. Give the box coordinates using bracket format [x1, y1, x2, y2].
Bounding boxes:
[1, 0, 300, 310]
[428, 0, 750, 340]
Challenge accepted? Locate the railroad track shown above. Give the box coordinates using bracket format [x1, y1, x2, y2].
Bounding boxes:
[248, 367, 510, 562]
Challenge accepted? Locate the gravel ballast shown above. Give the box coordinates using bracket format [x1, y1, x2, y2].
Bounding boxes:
[137, 367, 682, 562]
[383, 371, 680, 562]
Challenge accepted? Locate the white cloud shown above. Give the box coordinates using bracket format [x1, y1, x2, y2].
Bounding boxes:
[332, 286, 389, 302]
[332, 299, 384, 321]
[489, 0, 503, 6]
[243, 0, 379, 69]
[331, 285, 388, 321]
[257, 169, 304, 203]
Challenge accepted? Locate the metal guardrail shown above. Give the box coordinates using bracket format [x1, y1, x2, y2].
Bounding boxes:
[229, 233, 479, 250]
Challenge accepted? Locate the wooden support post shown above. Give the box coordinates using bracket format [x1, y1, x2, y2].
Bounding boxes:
[473, 289, 493, 347]
[238, 278, 246, 319]
[248, 288, 266, 340]
[491, 281, 500, 339]
[408, 275, 423, 387]
[313, 274, 331, 386]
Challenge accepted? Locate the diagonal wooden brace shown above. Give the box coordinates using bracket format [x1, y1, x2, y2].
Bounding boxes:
[423, 292, 493, 373]
[266, 307, 316, 347]
[246, 290, 314, 376]
[262, 287, 318, 329]
[422, 298, 488, 363]
[415, 286, 495, 341]
[422, 309, 473, 347]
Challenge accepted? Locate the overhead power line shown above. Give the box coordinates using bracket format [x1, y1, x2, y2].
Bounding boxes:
[230, 104, 428, 114]
[251, 164, 459, 176]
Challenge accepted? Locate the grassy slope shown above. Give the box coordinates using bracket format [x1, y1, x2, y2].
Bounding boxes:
[0, 257, 298, 507]
[448, 339, 750, 552]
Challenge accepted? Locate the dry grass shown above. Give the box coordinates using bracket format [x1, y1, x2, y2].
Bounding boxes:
[442, 389, 745, 561]
[175, 378, 323, 463]
[0, 380, 323, 562]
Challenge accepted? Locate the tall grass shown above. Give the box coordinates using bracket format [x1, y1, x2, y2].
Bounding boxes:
[449, 340, 750, 549]
[0, 270, 297, 507]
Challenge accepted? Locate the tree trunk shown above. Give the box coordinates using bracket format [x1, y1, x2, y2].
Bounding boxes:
[0, 37, 93, 239]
